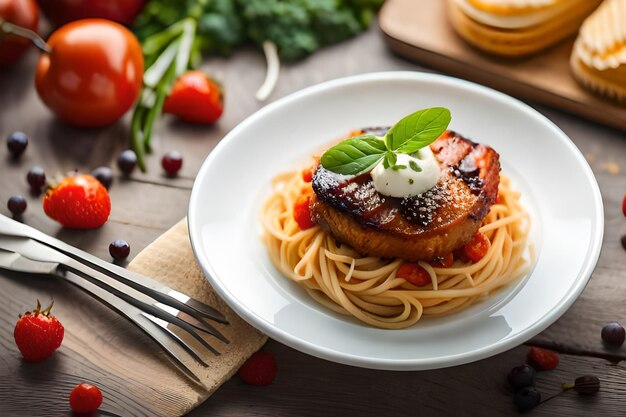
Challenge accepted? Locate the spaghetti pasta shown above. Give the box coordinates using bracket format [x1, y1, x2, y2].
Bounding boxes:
[261, 168, 533, 329]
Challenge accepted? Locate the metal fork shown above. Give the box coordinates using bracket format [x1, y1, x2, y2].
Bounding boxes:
[0, 216, 230, 383]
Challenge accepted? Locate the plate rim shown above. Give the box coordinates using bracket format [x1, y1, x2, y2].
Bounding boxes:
[188, 71, 604, 370]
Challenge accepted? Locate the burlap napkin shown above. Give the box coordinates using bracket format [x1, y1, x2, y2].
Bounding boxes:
[127, 218, 267, 415]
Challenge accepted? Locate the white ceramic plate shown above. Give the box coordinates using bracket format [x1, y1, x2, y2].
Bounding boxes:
[188, 72, 603, 370]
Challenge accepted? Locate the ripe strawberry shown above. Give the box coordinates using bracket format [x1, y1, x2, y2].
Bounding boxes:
[238, 352, 277, 386]
[527, 347, 560, 371]
[13, 300, 64, 362]
[69, 383, 103, 413]
[43, 174, 111, 229]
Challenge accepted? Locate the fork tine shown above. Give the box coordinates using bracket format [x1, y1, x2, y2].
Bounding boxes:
[66, 258, 229, 325]
[166, 289, 228, 324]
[155, 302, 230, 344]
[60, 270, 206, 384]
[61, 262, 230, 347]
[143, 314, 211, 367]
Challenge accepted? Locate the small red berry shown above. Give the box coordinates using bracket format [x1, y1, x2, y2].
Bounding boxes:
[13, 300, 64, 362]
[161, 151, 183, 176]
[69, 383, 103, 413]
[238, 352, 276, 386]
[527, 347, 559, 370]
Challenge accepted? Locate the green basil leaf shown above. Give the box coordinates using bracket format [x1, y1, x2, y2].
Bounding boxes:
[409, 160, 422, 172]
[320, 135, 386, 175]
[385, 107, 451, 152]
[383, 151, 396, 169]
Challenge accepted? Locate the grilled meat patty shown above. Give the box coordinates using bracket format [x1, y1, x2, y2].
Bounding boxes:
[311, 130, 500, 261]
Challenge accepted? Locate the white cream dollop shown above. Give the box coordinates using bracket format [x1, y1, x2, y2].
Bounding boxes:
[371, 147, 441, 198]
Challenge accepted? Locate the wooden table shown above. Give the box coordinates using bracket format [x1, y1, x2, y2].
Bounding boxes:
[1, 24, 625, 417]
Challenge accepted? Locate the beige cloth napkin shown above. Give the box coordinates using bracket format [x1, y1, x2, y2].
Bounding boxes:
[127, 218, 267, 415]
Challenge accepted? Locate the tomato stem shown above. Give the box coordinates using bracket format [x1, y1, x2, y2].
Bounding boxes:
[0, 17, 51, 54]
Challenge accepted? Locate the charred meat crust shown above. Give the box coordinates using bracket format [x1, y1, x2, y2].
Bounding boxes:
[311, 130, 501, 261]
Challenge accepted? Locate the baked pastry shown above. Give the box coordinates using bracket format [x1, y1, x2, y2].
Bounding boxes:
[448, 0, 603, 57]
[571, 0, 626, 102]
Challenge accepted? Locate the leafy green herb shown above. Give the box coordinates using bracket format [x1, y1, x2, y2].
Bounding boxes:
[386, 107, 451, 153]
[382, 151, 396, 169]
[319, 135, 386, 175]
[409, 160, 422, 172]
[320, 107, 451, 175]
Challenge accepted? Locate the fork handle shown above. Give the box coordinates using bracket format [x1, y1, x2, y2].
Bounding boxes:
[0, 214, 226, 323]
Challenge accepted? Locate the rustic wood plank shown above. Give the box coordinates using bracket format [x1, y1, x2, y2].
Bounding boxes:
[190, 342, 625, 417]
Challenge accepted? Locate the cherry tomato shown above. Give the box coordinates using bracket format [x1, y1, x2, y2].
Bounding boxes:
[0, 0, 39, 66]
[69, 383, 103, 413]
[35, 19, 143, 127]
[163, 70, 224, 124]
[396, 262, 431, 287]
[37, 0, 145, 27]
[462, 232, 491, 263]
[293, 193, 315, 230]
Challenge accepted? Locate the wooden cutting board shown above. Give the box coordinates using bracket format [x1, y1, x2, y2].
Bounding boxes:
[379, 0, 626, 132]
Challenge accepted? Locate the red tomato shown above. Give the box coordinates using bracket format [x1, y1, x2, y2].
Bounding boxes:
[37, 0, 145, 27]
[0, 0, 39, 66]
[622, 193, 626, 217]
[462, 232, 491, 263]
[293, 193, 315, 230]
[163, 70, 224, 124]
[35, 19, 144, 127]
[302, 167, 314, 183]
[396, 262, 431, 287]
[69, 383, 103, 413]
